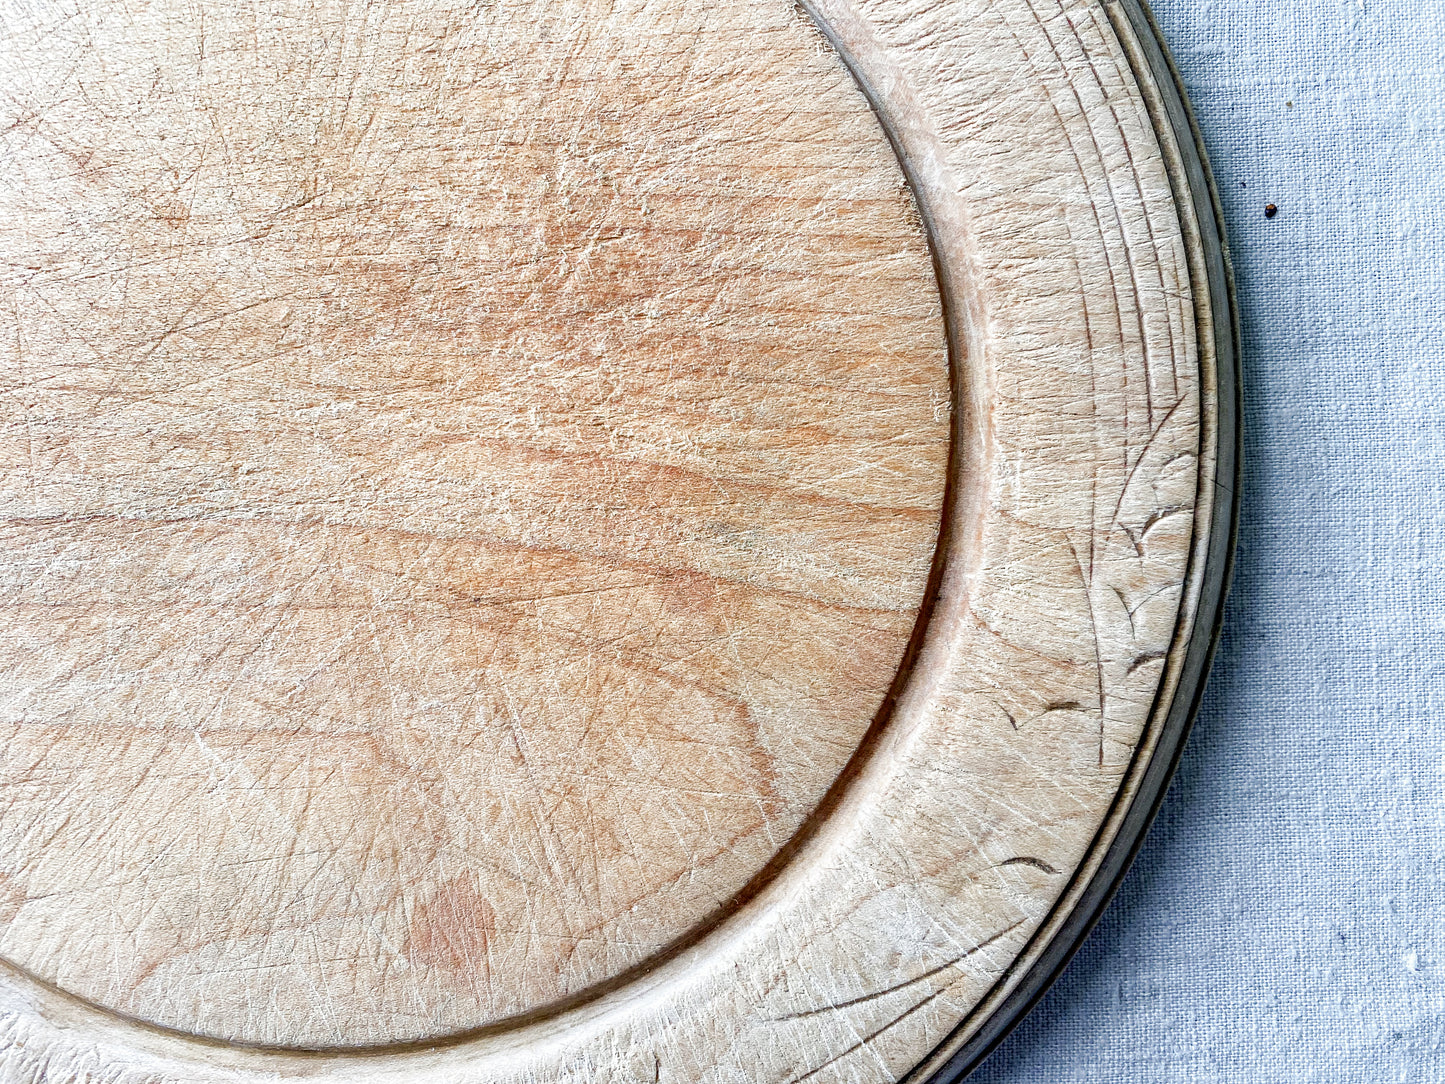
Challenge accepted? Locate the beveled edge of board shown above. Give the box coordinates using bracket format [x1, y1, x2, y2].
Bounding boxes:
[916, 1, 1241, 1078]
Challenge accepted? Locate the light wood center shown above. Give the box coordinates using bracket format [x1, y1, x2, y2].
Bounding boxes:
[0, 0, 949, 1047]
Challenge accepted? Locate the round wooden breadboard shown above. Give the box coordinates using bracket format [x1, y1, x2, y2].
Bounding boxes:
[0, 0, 1236, 1080]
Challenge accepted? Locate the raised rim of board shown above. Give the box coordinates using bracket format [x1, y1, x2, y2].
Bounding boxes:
[918, 0, 1241, 1078]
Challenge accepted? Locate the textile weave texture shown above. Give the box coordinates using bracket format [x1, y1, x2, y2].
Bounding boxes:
[973, 1, 1445, 1080]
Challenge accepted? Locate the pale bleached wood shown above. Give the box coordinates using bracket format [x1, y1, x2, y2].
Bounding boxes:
[0, 0, 949, 1048]
[0, 0, 1224, 1080]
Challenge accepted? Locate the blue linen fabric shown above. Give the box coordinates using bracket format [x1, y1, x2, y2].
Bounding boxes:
[972, 1, 1445, 1080]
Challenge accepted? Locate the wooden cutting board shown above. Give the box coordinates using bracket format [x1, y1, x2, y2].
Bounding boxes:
[0, 0, 1235, 1080]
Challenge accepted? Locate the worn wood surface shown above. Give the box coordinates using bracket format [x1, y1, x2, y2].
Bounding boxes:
[0, 0, 1226, 1080]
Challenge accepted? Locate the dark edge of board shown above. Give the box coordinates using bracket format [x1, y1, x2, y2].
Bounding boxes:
[915, 1, 1242, 1079]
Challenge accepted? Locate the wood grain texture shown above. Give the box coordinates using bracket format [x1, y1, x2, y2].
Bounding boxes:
[0, 0, 1229, 1080]
[0, 0, 950, 1047]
